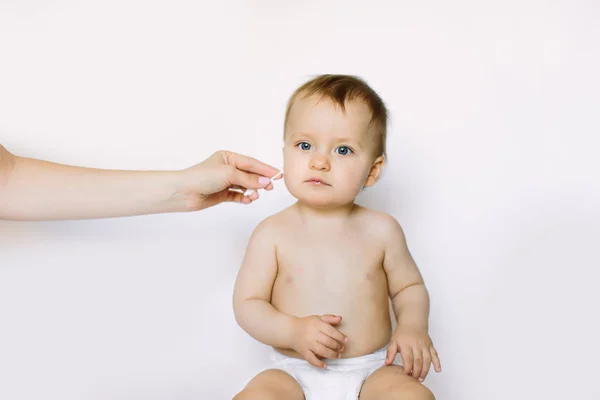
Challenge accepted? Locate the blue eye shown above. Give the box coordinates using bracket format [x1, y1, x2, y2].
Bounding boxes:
[336, 146, 352, 155]
[298, 142, 312, 151]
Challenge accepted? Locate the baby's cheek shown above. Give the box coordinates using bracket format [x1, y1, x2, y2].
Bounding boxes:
[284, 177, 304, 200]
[344, 173, 369, 193]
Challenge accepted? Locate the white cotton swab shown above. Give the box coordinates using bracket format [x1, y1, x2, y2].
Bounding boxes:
[244, 170, 283, 196]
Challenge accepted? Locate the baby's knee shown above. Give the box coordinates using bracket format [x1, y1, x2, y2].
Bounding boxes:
[233, 387, 281, 400]
[233, 369, 302, 400]
[233, 387, 278, 400]
[391, 382, 435, 400]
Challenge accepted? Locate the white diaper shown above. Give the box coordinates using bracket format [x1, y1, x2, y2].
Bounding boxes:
[270, 346, 400, 400]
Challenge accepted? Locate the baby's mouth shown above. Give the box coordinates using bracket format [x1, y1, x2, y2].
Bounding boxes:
[305, 178, 331, 186]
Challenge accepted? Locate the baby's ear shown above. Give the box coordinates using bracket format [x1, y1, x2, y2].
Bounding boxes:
[364, 156, 385, 188]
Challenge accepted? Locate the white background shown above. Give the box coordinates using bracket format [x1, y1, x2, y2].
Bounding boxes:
[1, 1, 599, 399]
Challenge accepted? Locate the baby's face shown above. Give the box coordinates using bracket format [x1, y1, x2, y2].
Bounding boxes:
[283, 94, 380, 208]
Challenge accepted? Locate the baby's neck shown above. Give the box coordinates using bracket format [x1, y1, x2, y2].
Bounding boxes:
[294, 201, 357, 223]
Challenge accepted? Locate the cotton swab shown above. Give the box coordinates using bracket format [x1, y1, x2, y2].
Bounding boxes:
[244, 170, 283, 196]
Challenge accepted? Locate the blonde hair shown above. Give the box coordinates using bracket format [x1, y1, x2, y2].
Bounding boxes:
[284, 74, 388, 156]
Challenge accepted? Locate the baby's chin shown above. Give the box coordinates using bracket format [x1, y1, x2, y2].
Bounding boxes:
[287, 184, 358, 209]
[294, 193, 355, 210]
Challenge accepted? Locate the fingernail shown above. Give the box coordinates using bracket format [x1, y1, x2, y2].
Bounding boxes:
[338, 353, 341, 358]
[344, 337, 348, 343]
[419, 378, 424, 382]
[258, 177, 270, 185]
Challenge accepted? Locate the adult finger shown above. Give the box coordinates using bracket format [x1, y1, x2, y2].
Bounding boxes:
[385, 342, 398, 365]
[223, 189, 254, 205]
[431, 346, 442, 373]
[304, 350, 327, 369]
[312, 342, 339, 360]
[229, 168, 272, 191]
[419, 348, 432, 382]
[411, 347, 423, 380]
[317, 331, 343, 351]
[223, 151, 280, 179]
[399, 345, 413, 376]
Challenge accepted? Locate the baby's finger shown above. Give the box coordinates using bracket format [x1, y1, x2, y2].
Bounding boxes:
[319, 314, 342, 325]
[312, 343, 339, 361]
[399, 346, 413, 376]
[321, 325, 348, 344]
[431, 346, 442, 373]
[317, 332, 343, 351]
[321, 323, 347, 345]
[304, 350, 327, 369]
[419, 349, 432, 382]
[411, 348, 423, 380]
[385, 342, 398, 365]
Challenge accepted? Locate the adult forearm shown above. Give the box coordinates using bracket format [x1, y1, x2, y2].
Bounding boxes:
[391, 283, 430, 330]
[0, 153, 186, 220]
[234, 298, 296, 349]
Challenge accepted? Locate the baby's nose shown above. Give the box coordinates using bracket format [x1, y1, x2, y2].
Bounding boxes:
[310, 154, 331, 171]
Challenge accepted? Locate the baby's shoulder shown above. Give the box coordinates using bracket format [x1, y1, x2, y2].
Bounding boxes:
[353, 206, 405, 239]
[250, 206, 296, 238]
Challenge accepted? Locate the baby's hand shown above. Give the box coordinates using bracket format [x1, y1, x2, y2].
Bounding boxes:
[385, 326, 441, 382]
[291, 314, 348, 368]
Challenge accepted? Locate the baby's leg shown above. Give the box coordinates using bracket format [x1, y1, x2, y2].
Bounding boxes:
[233, 369, 304, 400]
[359, 365, 435, 400]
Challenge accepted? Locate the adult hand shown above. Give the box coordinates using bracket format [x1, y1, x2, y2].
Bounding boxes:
[0, 144, 282, 220]
[177, 150, 282, 211]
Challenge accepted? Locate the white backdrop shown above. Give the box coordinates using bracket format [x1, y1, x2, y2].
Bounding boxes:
[1, 1, 599, 399]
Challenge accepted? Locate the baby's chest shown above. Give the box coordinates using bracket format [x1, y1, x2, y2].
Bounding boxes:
[276, 235, 384, 284]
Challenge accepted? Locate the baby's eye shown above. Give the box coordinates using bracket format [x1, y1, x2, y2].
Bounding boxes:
[298, 142, 312, 151]
[335, 146, 353, 155]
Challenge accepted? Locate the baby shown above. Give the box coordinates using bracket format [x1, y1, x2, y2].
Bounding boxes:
[233, 75, 441, 400]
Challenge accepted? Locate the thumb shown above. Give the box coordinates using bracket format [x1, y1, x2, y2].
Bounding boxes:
[320, 314, 342, 325]
[385, 342, 397, 365]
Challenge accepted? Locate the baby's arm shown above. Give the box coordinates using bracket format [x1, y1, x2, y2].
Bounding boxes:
[384, 219, 429, 331]
[233, 218, 347, 368]
[233, 219, 296, 349]
[381, 215, 442, 381]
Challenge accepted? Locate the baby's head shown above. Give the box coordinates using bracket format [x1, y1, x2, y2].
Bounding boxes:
[282, 74, 387, 208]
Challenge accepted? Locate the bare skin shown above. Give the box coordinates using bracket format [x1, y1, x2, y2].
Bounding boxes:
[233, 94, 441, 399]
[233, 366, 435, 400]
[271, 203, 394, 359]
[0, 144, 281, 220]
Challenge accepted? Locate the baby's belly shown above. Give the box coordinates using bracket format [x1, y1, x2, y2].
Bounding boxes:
[271, 273, 392, 359]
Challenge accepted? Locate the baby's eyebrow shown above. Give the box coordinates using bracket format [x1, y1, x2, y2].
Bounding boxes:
[332, 136, 364, 149]
[291, 131, 316, 140]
